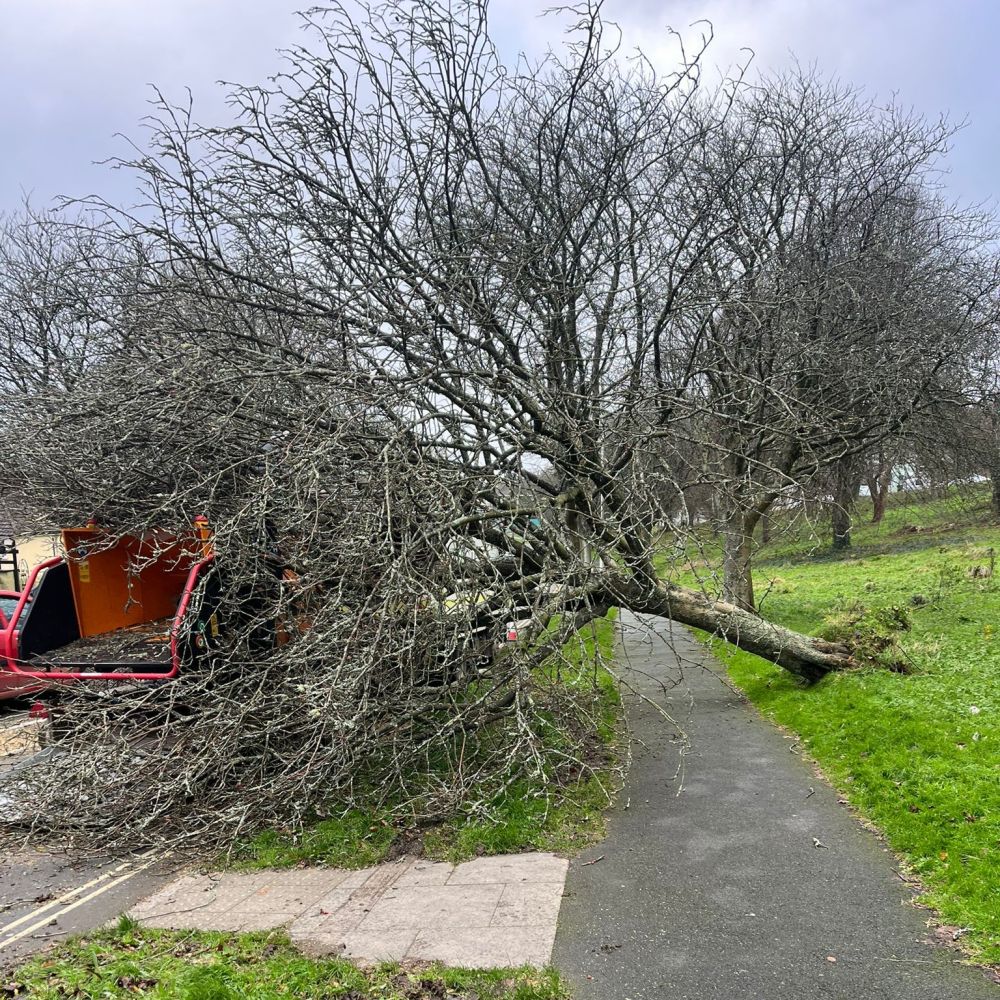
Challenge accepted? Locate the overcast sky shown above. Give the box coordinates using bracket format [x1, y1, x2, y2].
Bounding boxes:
[1, 1, 996, 215]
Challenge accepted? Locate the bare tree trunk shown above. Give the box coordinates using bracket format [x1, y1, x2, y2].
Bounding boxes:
[872, 487, 887, 524]
[721, 508, 758, 611]
[868, 472, 891, 524]
[610, 577, 857, 683]
[831, 458, 862, 549]
[831, 505, 852, 549]
[990, 414, 1000, 520]
[867, 448, 893, 524]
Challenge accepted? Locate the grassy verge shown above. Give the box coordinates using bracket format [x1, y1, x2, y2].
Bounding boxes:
[233, 612, 623, 870]
[9, 920, 569, 999]
[706, 493, 1000, 963]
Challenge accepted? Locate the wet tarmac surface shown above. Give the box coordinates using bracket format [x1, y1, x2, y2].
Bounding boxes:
[0, 847, 173, 965]
[554, 613, 999, 1000]
[0, 702, 175, 967]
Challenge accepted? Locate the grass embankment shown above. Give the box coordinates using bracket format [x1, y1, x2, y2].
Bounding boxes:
[702, 490, 1000, 963]
[10, 919, 568, 999]
[235, 613, 623, 870]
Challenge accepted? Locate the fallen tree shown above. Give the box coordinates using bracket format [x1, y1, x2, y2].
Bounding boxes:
[603, 577, 856, 682]
[1, 0, 994, 847]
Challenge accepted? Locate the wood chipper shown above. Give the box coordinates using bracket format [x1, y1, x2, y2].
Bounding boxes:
[0, 518, 218, 682]
[0, 515, 523, 700]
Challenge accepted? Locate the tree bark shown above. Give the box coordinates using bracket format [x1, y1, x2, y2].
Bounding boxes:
[606, 576, 856, 683]
[990, 414, 1000, 520]
[831, 459, 862, 549]
[721, 508, 758, 611]
[867, 449, 893, 524]
[869, 474, 890, 524]
[831, 504, 852, 550]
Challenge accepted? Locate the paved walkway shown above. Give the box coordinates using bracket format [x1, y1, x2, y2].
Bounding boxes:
[552, 613, 997, 999]
[131, 852, 567, 967]
[0, 717, 41, 759]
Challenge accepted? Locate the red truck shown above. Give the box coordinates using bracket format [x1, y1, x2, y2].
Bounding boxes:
[0, 520, 217, 685]
[1, 519, 518, 706]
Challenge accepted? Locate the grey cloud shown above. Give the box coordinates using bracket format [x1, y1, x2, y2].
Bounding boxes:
[2, 1, 996, 212]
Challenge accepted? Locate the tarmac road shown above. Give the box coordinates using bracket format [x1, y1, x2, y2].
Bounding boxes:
[553, 612, 999, 1000]
[0, 846, 173, 965]
[0, 718, 175, 967]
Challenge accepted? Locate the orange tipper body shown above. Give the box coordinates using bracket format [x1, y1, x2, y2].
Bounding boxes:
[62, 526, 199, 639]
[0, 520, 217, 681]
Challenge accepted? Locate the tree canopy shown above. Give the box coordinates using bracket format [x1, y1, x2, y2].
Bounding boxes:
[2, 0, 997, 847]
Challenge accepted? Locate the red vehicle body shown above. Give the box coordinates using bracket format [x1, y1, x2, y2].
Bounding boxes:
[0, 588, 44, 699]
[0, 521, 217, 684]
[1, 520, 511, 699]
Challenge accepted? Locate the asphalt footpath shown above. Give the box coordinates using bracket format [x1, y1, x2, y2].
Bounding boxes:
[553, 612, 998, 1000]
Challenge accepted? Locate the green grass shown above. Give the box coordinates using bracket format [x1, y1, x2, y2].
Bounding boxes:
[232, 613, 623, 870]
[660, 485, 992, 589]
[422, 771, 615, 861]
[10, 920, 569, 999]
[231, 809, 398, 870]
[704, 491, 1000, 962]
[755, 486, 989, 565]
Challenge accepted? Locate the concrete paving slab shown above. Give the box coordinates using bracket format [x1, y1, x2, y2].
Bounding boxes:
[340, 861, 411, 889]
[166, 908, 265, 933]
[289, 888, 367, 940]
[393, 860, 454, 887]
[0, 720, 42, 758]
[337, 866, 380, 889]
[224, 910, 294, 933]
[130, 872, 273, 928]
[491, 883, 564, 927]
[134, 852, 567, 968]
[240, 869, 346, 913]
[342, 928, 419, 962]
[448, 853, 568, 885]
[361, 884, 504, 931]
[408, 924, 556, 966]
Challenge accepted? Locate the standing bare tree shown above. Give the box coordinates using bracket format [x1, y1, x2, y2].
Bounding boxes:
[971, 321, 1000, 516]
[0, 210, 146, 393]
[865, 446, 896, 525]
[670, 72, 997, 603]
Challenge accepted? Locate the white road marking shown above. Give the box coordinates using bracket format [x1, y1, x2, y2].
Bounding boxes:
[0, 848, 166, 951]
